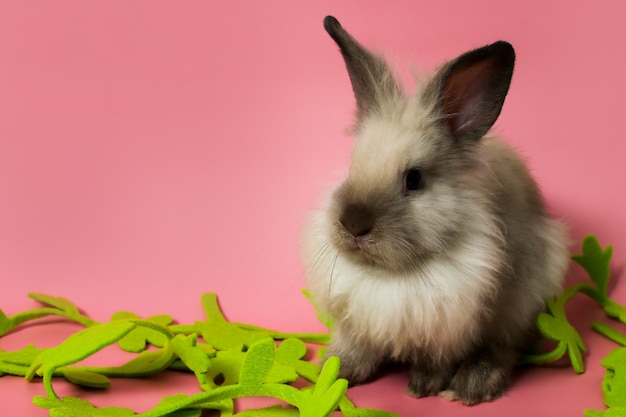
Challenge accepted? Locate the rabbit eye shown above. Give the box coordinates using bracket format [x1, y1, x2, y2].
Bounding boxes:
[403, 169, 423, 194]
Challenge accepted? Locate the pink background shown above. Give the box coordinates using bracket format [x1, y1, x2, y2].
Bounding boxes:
[1, 1, 625, 415]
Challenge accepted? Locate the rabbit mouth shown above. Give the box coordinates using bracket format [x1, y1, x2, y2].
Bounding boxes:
[343, 237, 374, 259]
[334, 228, 375, 258]
[347, 235, 369, 250]
[335, 229, 391, 268]
[334, 228, 435, 273]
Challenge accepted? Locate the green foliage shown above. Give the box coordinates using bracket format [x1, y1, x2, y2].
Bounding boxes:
[113, 312, 173, 352]
[521, 235, 626, 416]
[531, 285, 588, 373]
[1, 234, 626, 416]
[0, 291, 396, 417]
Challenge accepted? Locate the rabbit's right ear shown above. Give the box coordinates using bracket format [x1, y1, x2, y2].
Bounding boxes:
[324, 16, 401, 123]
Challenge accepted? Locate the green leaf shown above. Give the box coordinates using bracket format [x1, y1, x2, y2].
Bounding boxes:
[536, 313, 562, 341]
[338, 396, 402, 417]
[35, 396, 136, 417]
[194, 293, 269, 351]
[275, 338, 320, 383]
[0, 346, 39, 376]
[567, 336, 587, 374]
[113, 312, 172, 352]
[572, 235, 613, 302]
[593, 322, 626, 346]
[141, 392, 231, 417]
[583, 410, 606, 417]
[186, 398, 233, 413]
[298, 356, 348, 417]
[0, 309, 11, 336]
[239, 337, 275, 388]
[302, 289, 334, 332]
[27, 320, 136, 380]
[0, 344, 42, 367]
[148, 393, 193, 415]
[171, 334, 211, 385]
[0, 353, 34, 376]
[163, 410, 203, 417]
[585, 409, 626, 417]
[603, 301, 626, 323]
[205, 347, 297, 390]
[61, 368, 111, 388]
[28, 293, 81, 315]
[315, 356, 341, 393]
[95, 347, 176, 377]
[532, 295, 587, 373]
[233, 322, 330, 344]
[203, 350, 245, 388]
[234, 405, 299, 416]
[523, 341, 568, 365]
[600, 347, 626, 408]
[344, 407, 403, 417]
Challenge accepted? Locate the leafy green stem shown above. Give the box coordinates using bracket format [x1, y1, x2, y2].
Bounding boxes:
[592, 322, 626, 346]
[233, 323, 330, 344]
[523, 341, 568, 365]
[0, 308, 97, 337]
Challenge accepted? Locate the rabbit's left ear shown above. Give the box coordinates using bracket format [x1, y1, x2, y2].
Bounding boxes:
[430, 41, 515, 143]
[324, 16, 401, 123]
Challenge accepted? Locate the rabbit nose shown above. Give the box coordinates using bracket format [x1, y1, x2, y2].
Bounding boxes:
[340, 203, 375, 237]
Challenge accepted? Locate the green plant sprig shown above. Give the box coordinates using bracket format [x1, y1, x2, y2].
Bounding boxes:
[519, 235, 626, 416]
[0, 291, 398, 416]
[525, 235, 626, 372]
[2, 234, 626, 416]
[0, 293, 98, 337]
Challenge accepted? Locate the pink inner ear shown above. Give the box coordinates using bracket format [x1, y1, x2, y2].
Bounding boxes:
[443, 60, 494, 135]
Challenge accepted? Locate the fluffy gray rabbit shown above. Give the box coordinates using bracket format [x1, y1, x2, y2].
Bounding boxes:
[301, 16, 570, 405]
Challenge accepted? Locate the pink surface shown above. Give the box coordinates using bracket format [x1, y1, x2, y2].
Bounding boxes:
[1, 1, 625, 415]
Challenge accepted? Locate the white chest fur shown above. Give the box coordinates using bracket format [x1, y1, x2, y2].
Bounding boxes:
[303, 216, 503, 360]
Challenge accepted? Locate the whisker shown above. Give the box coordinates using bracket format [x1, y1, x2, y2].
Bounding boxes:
[307, 240, 332, 276]
[415, 260, 439, 291]
[328, 251, 340, 298]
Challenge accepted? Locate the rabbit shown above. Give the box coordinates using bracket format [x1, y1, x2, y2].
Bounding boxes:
[300, 16, 570, 405]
